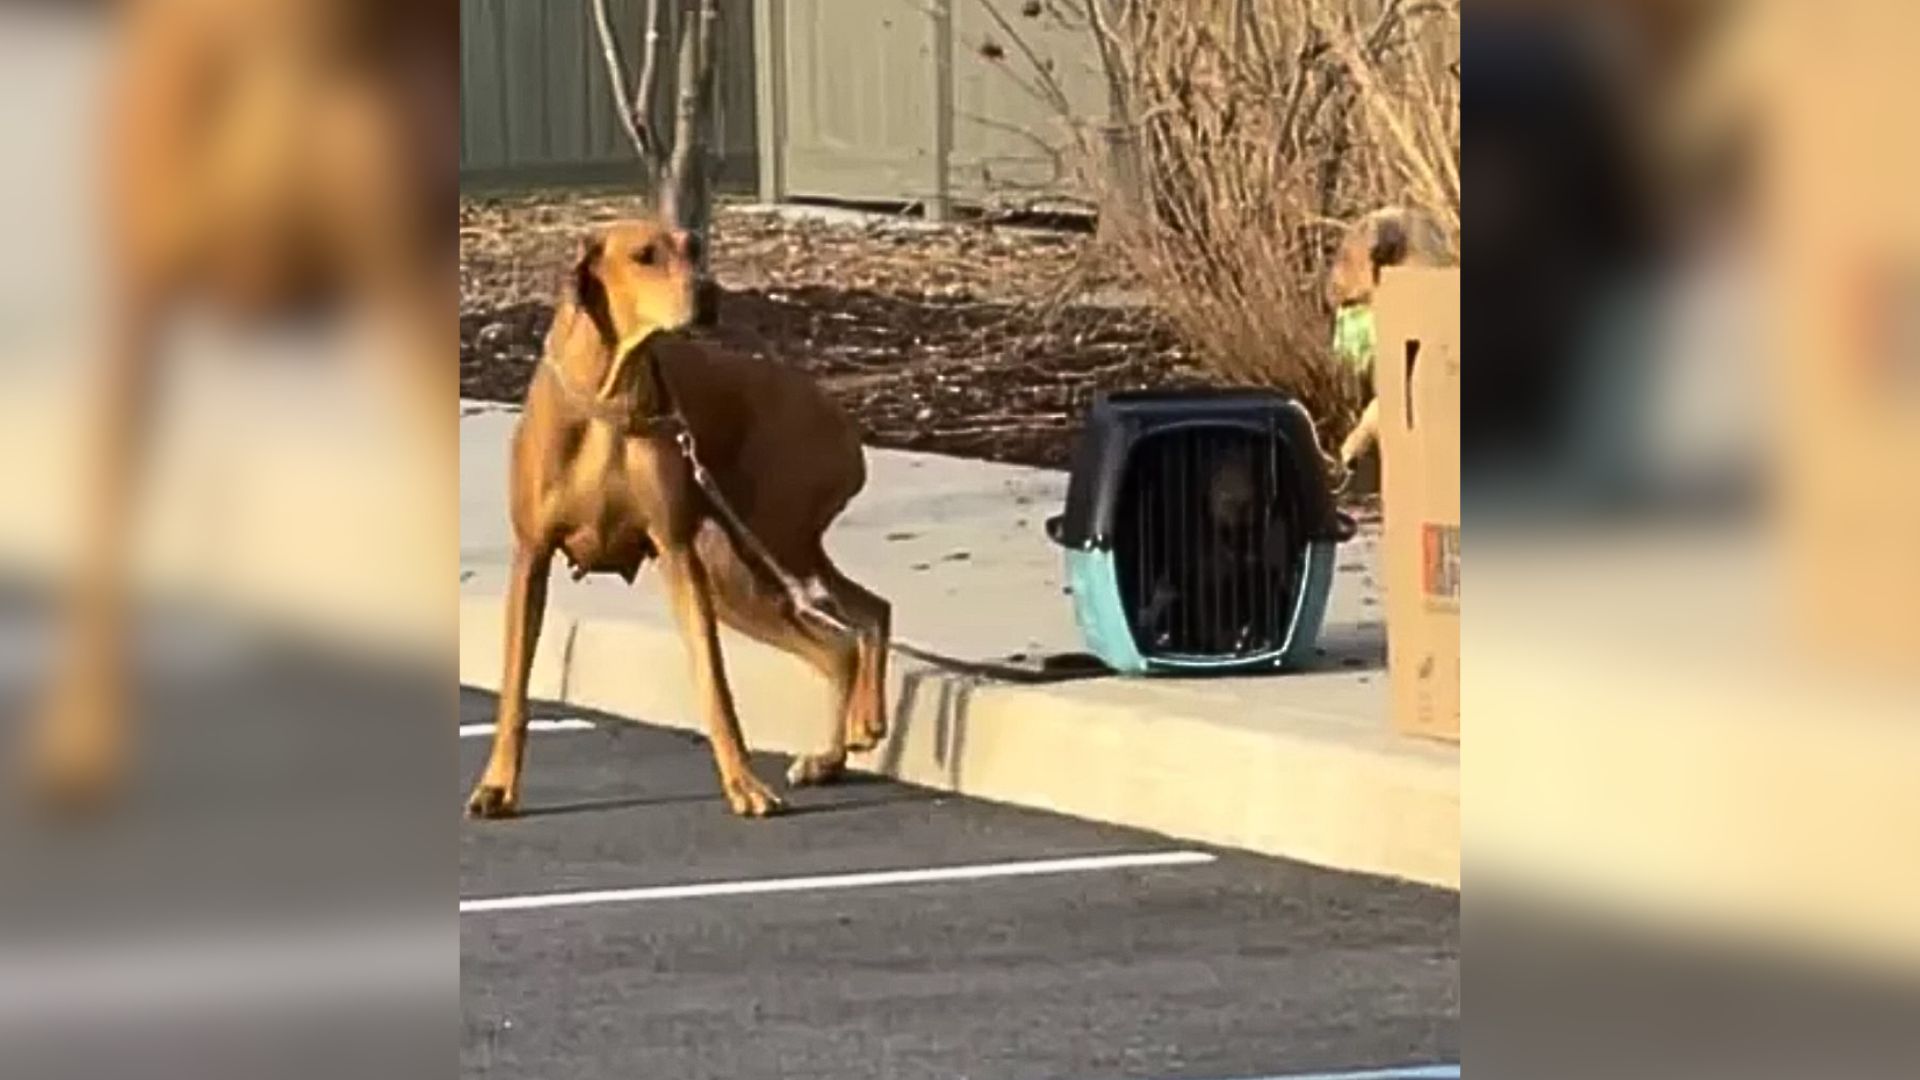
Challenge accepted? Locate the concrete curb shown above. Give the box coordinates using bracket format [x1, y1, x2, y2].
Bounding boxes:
[460, 595, 1460, 889]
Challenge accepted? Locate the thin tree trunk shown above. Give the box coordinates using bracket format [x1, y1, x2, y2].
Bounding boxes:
[663, 0, 719, 271]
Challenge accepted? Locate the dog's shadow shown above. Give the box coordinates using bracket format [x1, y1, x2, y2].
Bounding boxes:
[1301, 620, 1387, 673]
[514, 792, 715, 819]
[513, 768, 926, 821]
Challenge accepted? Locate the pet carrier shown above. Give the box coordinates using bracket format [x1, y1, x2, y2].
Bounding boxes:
[1045, 390, 1353, 674]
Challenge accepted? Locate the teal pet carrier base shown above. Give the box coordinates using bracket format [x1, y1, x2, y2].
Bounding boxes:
[1046, 390, 1354, 675]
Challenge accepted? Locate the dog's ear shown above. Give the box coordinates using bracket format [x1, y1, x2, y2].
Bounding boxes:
[569, 235, 616, 342]
[569, 235, 603, 304]
[1368, 214, 1411, 278]
[1326, 209, 1452, 308]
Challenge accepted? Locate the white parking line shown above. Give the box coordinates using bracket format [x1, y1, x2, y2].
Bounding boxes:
[0, 919, 451, 1028]
[1221, 1060, 1459, 1068]
[460, 850, 1218, 914]
[458, 717, 595, 738]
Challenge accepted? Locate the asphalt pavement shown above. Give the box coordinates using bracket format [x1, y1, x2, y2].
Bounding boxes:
[459, 689, 1459, 1080]
[0, 590, 1459, 1080]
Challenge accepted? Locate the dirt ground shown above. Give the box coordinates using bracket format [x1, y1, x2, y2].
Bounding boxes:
[460, 194, 1215, 469]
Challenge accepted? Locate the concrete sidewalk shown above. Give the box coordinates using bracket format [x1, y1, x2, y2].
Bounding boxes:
[0, 352, 1456, 887]
[458, 402, 1459, 888]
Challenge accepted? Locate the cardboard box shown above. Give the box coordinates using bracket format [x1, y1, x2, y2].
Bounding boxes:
[1372, 267, 1461, 742]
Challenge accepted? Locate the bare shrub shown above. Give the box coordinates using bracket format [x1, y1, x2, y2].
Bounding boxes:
[986, 0, 1460, 448]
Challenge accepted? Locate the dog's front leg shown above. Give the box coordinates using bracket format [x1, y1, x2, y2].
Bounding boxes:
[657, 543, 785, 818]
[26, 290, 165, 810]
[466, 543, 553, 818]
[1340, 397, 1381, 470]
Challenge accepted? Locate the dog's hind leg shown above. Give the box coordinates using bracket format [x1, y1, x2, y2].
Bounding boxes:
[657, 538, 786, 817]
[814, 559, 892, 752]
[697, 527, 860, 787]
[466, 543, 554, 818]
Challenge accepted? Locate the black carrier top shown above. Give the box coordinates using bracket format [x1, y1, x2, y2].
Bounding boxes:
[1049, 389, 1348, 552]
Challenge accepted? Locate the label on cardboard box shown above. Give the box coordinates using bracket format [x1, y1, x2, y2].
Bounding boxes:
[1422, 523, 1460, 609]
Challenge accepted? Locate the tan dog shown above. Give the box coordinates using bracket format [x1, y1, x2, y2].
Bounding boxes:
[463, 220, 890, 820]
[26, 0, 455, 808]
[1328, 207, 1453, 472]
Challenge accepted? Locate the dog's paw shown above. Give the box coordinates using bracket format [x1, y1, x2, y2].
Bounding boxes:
[1326, 456, 1354, 495]
[24, 702, 124, 818]
[786, 752, 846, 788]
[723, 772, 787, 818]
[465, 783, 520, 820]
[26, 751, 121, 820]
[844, 711, 888, 753]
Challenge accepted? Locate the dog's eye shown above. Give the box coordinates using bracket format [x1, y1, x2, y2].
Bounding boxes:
[635, 245, 659, 267]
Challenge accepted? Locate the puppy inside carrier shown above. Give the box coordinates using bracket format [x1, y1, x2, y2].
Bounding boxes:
[1046, 390, 1354, 674]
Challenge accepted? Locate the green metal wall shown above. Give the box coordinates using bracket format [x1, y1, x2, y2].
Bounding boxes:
[459, 0, 760, 193]
[460, 0, 1105, 207]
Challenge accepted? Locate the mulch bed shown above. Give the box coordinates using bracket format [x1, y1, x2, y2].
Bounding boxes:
[460, 194, 1216, 469]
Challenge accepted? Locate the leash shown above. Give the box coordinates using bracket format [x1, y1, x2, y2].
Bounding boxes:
[667, 418, 858, 638]
[631, 338, 861, 637]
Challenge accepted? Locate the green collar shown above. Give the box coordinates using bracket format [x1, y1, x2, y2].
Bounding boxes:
[1333, 304, 1375, 371]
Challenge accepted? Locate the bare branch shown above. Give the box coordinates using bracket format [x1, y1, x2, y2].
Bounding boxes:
[591, 0, 646, 158]
[1309, 2, 1458, 227]
[975, 0, 1074, 118]
[633, 0, 665, 160]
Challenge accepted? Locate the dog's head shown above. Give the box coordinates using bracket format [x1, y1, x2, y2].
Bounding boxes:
[570, 220, 703, 343]
[1324, 207, 1452, 310]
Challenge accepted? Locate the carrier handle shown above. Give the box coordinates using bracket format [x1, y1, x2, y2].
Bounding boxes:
[1403, 339, 1422, 430]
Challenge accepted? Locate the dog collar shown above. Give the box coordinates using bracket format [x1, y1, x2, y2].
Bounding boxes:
[1333, 303, 1375, 371]
[540, 329, 681, 435]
